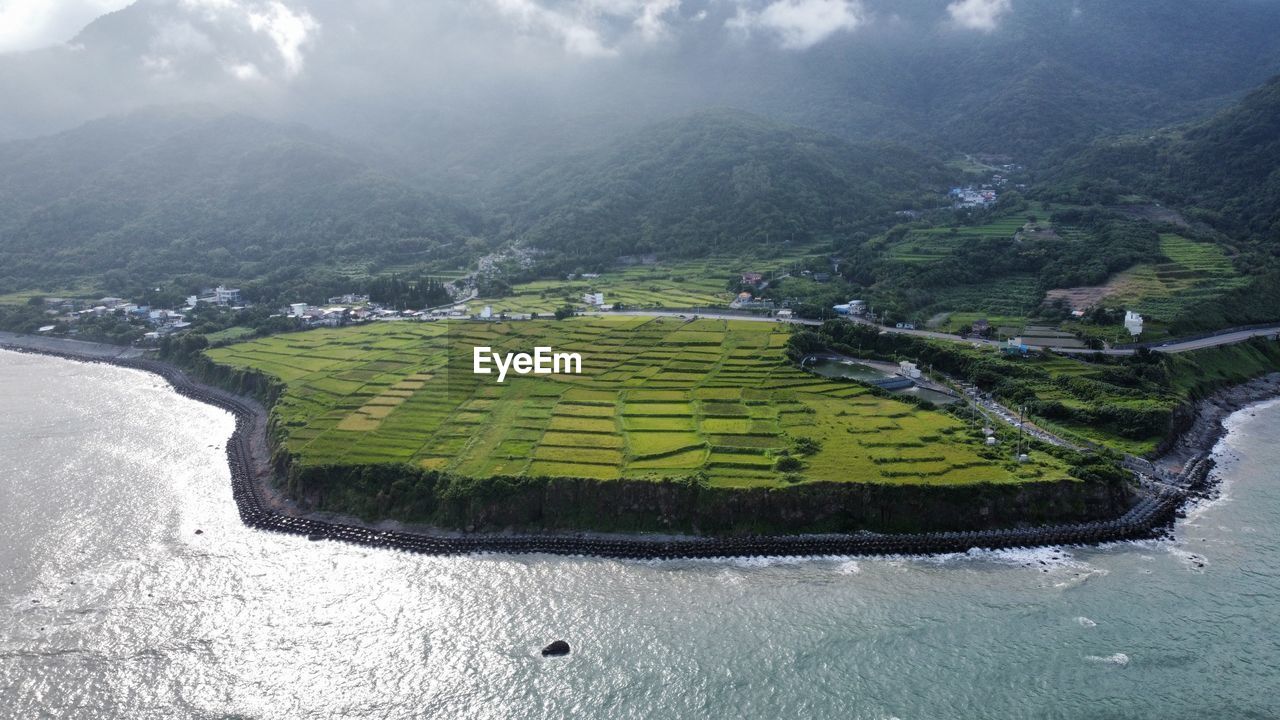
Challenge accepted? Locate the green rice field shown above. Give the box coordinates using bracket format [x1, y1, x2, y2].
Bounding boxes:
[1104, 234, 1247, 322]
[205, 317, 1069, 488]
[472, 253, 810, 314]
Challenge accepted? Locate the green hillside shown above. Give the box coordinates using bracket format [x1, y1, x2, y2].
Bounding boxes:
[0, 109, 484, 301]
[499, 110, 952, 271]
[1047, 75, 1280, 330]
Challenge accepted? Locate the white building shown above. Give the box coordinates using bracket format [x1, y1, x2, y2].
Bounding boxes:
[1124, 311, 1144, 337]
[289, 303, 309, 317]
[213, 285, 241, 305]
[480, 305, 493, 319]
[832, 299, 867, 316]
[899, 361, 921, 379]
[582, 292, 605, 307]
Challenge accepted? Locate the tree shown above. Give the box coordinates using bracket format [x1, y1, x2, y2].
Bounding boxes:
[784, 329, 825, 362]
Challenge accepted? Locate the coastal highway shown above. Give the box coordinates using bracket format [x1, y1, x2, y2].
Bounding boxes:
[593, 310, 1280, 356]
[1061, 325, 1280, 355]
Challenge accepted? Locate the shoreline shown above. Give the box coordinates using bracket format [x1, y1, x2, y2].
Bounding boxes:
[2, 333, 1260, 558]
[1148, 372, 1280, 495]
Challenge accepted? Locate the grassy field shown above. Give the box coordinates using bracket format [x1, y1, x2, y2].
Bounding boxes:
[928, 312, 1028, 335]
[920, 273, 1043, 318]
[206, 317, 1069, 488]
[1103, 234, 1247, 324]
[0, 282, 102, 305]
[204, 326, 258, 345]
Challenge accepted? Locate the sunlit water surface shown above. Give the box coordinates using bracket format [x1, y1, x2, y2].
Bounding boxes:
[2, 350, 1278, 719]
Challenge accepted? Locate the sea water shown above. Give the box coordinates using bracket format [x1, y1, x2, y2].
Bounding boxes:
[1, 349, 1278, 719]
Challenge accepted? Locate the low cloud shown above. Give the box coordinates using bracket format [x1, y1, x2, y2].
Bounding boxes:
[0, 0, 133, 52]
[946, 0, 1011, 32]
[135, 0, 320, 80]
[728, 0, 865, 50]
[633, 0, 681, 42]
[487, 0, 686, 57]
[247, 1, 318, 76]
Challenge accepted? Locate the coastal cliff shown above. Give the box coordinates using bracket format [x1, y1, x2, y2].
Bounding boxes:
[282, 462, 1132, 535]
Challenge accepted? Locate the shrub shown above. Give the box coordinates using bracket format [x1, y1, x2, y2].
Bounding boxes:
[775, 455, 803, 472]
[793, 437, 822, 455]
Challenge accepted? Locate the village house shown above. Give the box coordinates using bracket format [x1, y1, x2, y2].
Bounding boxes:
[327, 294, 370, 305]
[832, 299, 866, 316]
[187, 285, 242, 307]
[730, 292, 774, 311]
[1124, 311, 1144, 337]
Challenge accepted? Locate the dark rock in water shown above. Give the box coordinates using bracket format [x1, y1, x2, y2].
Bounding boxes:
[194, 529, 203, 535]
[541, 640, 570, 657]
[307, 532, 328, 541]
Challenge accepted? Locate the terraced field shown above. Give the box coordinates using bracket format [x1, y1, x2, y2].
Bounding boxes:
[922, 273, 1044, 317]
[1103, 234, 1247, 321]
[884, 216, 1027, 265]
[472, 252, 811, 314]
[205, 317, 1069, 488]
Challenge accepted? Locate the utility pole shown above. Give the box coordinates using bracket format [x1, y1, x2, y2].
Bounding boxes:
[1017, 404, 1026, 459]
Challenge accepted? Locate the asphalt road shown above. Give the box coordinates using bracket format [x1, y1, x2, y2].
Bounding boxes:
[595, 310, 1280, 356]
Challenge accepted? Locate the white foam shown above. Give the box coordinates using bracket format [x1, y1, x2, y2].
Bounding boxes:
[1168, 547, 1208, 571]
[835, 560, 861, 575]
[1085, 652, 1130, 666]
[1076, 616, 1097, 628]
[913, 545, 1094, 571]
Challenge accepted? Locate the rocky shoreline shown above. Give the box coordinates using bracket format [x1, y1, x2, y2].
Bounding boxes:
[1151, 372, 1280, 494]
[3, 334, 1267, 558]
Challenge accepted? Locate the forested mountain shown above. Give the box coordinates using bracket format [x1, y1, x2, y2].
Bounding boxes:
[1046, 75, 1280, 328]
[0, 109, 484, 299]
[497, 110, 951, 270]
[1054, 76, 1280, 246]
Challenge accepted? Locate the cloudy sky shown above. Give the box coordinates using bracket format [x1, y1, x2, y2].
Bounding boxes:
[0, 0, 1017, 58]
[0, 0, 132, 52]
[0, 0, 1030, 141]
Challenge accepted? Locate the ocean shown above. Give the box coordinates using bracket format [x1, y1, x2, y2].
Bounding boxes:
[1, 349, 1278, 719]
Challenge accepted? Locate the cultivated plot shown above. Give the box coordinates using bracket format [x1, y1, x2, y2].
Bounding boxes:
[206, 317, 1069, 488]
